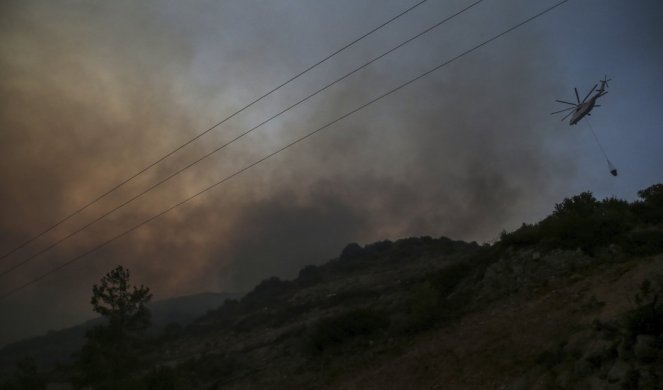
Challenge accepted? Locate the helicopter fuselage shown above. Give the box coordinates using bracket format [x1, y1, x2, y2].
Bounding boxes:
[569, 100, 596, 125]
[569, 91, 605, 125]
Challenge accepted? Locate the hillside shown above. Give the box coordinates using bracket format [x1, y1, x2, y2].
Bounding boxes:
[2, 184, 663, 389]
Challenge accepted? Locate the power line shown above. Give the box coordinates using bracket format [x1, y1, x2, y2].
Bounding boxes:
[0, 0, 485, 278]
[0, 0, 430, 264]
[0, 0, 570, 300]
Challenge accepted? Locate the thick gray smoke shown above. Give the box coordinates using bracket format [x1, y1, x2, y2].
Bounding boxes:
[0, 0, 578, 345]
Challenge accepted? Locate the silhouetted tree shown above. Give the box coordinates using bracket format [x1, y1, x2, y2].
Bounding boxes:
[636, 183, 663, 224]
[73, 266, 152, 389]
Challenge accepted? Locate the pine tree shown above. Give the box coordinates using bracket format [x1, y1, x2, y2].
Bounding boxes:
[73, 266, 152, 389]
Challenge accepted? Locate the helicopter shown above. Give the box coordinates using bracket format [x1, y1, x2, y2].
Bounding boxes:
[551, 75, 618, 177]
[551, 75, 611, 125]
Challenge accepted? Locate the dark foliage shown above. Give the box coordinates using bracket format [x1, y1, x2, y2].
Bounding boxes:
[308, 309, 389, 354]
[295, 264, 324, 287]
[340, 243, 364, 261]
[322, 288, 381, 309]
[394, 282, 441, 334]
[623, 279, 663, 343]
[0, 357, 46, 390]
[143, 366, 186, 390]
[173, 352, 239, 388]
[241, 277, 292, 309]
[429, 261, 473, 297]
[500, 184, 663, 255]
[90, 267, 152, 335]
[362, 240, 394, 256]
[634, 183, 663, 224]
[72, 266, 152, 389]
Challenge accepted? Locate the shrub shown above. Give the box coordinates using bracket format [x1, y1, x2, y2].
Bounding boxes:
[429, 261, 472, 297]
[500, 192, 641, 254]
[2, 357, 46, 390]
[178, 353, 238, 383]
[308, 309, 389, 354]
[634, 183, 663, 224]
[241, 277, 291, 309]
[340, 243, 363, 261]
[499, 223, 542, 247]
[553, 192, 599, 217]
[638, 184, 663, 206]
[396, 282, 441, 334]
[296, 265, 323, 287]
[143, 366, 186, 390]
[622, 228, 663, 255]
[623, 279, 663, 342]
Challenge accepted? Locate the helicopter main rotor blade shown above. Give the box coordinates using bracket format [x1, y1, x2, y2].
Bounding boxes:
[555, 99, 577, 106]
[561, 110, 575, 122]
[581, 84, 598, 103]
[551, 107, 576, 115]
[574, 88, 580, 104]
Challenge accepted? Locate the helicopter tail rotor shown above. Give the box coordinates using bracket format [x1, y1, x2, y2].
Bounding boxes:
[601, 75, 611, 89]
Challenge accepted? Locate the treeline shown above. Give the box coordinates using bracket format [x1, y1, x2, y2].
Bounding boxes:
[500, 184, 663, 255]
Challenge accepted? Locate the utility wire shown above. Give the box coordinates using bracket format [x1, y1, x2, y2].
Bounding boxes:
[0, 0, 429, 263]
[0, 0, 485, 278]
[0, 0, 570, 300]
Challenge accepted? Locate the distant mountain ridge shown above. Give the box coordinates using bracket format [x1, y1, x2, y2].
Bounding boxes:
[0, 291, 242, 374]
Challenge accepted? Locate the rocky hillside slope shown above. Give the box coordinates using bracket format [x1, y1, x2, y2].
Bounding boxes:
[3, 184, 662, 389]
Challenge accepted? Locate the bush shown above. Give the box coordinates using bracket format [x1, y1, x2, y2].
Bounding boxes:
[429, 261, 472, 297]
[622, 228, 663, 255]
[241, 277, 292, 309]
[1, 357, 46, 390]
[340, 243, 363, 261]
[638, 183, 663, 207]
[296, 265, 324, 287]
[177, 353, 238, 383]
[308, 309, 389, 354]
[322, 288, 380, 308]
[143, 366, 186, 390]
[396, 282, 441, 334]
[499, 191, 644, 254]
[623, 279, 663, 342]
[499, 223, 542, 247]
[541, 193, 608, 252]
[634, 183, 663, 224]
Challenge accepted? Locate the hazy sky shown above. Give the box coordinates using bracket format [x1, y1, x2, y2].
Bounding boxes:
[1, 0, 661, 345]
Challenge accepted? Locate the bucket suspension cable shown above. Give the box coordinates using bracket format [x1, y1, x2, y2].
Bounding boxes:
[585, 119, 618, 176]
